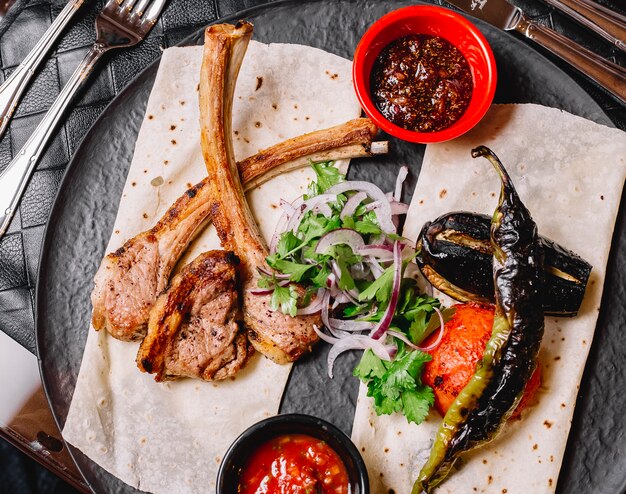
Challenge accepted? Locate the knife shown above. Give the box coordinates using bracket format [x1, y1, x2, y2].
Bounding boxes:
[541, 0, 626, 54]
[445, 0, 626, 105]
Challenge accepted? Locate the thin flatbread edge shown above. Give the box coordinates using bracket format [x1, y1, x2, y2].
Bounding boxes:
[62, 41, 361, 494]
[352, 103, 626, 494]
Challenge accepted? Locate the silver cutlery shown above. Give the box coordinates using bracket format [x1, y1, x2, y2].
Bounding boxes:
[446, 0, 626, 104]
[541, 0, 626, 53]
[0, 0, 168, 239]
[0, 0, 86, 141]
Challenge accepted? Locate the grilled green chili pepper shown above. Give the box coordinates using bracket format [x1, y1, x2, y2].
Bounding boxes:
[413, 146, 545, 493]
[415, 211, 591, 316]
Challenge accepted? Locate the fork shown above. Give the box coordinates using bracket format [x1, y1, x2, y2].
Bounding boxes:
[0, 0, 168, 239]
[0, 0, 86, 141]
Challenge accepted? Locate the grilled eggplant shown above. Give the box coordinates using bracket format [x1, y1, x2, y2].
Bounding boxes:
[416, 211, 591, 316]
[415, 146, 545, 493]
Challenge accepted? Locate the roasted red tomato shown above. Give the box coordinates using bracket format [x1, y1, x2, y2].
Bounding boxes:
[422, 302, 540, 418]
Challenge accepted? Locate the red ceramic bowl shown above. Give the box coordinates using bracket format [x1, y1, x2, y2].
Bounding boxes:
[353, 5, 497, 144]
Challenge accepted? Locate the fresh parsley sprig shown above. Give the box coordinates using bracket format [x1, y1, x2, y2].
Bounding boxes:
[258, 160, 450, 426]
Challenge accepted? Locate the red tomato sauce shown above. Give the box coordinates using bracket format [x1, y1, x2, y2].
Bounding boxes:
[238, 434, 350, 494]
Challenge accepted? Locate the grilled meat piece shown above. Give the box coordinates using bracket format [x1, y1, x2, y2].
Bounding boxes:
[136, 250, 251, 381]
[91, 184, 213, 341]
[199, 22, 321, 364]
[92, 117, 381, 341]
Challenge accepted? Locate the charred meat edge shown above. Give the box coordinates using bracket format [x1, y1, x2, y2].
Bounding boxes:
[91, 115, 379, 341]
[199, 22, 321, 364]
[137, 250, 253, 381]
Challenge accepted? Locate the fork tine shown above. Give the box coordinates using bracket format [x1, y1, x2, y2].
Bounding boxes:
[141, 0, 167, 24]
[120, 0, 138, 11]
[103, 0, 122, 15]
[131, 0, 151, 16]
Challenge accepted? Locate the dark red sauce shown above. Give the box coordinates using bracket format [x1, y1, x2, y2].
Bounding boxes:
[371, 34, 473, 132]
[238, 434, 350, 494]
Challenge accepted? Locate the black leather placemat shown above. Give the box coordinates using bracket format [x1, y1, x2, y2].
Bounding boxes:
[0, 0, 262, 353]
[0, 0, 624, 353]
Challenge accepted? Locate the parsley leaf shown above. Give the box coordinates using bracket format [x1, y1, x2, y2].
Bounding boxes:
[354, 349, 433, 425]
[270, 284, 299, 316]
[306, 161, 343, 197]
[355, 219, 382, 235]
[266, 258, 314, 282]
[358, 265, 394, 304]
[276, 231, 302, 258]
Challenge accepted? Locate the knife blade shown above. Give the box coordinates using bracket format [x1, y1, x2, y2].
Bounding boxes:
[445, 0, 626, 104]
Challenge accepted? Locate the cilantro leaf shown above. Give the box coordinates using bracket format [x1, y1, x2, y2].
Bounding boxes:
[266, 258, 314, 282]
[355, 348, 433, 425]
[270, 284, 299, 316]
[358, 265, 394, 304]
[353, 349, 387, 380]
[355, 219, 382, 235]
[402, 387, 434, 425]
[276, 231, 302, 258]
[306, 161, 343, 197]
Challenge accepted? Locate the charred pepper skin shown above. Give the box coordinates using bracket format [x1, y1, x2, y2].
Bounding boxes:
[414, 146, 545, 493]
[415, 211, 591, 316]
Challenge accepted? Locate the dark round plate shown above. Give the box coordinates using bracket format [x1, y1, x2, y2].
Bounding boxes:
[36, 1, 625, 493]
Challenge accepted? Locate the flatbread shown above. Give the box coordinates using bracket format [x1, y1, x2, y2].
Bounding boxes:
[62, 42, 360, 494]
[351, 104, 626, 494]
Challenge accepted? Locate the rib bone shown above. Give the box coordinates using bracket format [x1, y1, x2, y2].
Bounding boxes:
[200, 23, 322, 364]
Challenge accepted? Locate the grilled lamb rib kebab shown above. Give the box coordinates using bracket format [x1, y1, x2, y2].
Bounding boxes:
[136, 250, 252, 381]
[200, 22, 321, 364]
[91, 116, 381, 342]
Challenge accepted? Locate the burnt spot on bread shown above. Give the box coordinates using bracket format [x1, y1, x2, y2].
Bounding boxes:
[170, 124, 176, 131]
[255, 76, 263, 91]
[171, 139, 177, 145]
[148, 114, 154, 120]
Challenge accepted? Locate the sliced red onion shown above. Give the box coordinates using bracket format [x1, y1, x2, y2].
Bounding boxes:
[313, 324, 339, 344]
[315, 228, 365, 254]
[328, 318, 375, 331]
[326, 181, 396, 234]
[296, 288, 326, 315]
[390, 202, 409, 215]
[320, 289, 333, 330]
[320, 290, 350, 338]
[363, 200, 382, 212]
[366, 257, 385, 278]
[349, 261, 369, 280]
[313, 201, 333, 217]
[257, 266, 290, 280]
[357, 244, 393, 260]
[421, 306, 446, 351]
[327, 335, 396, 378]
[285, 193, 337, 233]
[370, 241, 402, 340]
[340, 191, 367, 219]
[249, 288, 274, 296]
[279, 198, 296, 216]
[387, 307, 445, 352]
[394, 166, 409, 202]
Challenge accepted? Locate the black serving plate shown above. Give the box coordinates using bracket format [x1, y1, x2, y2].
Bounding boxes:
[35, 1, 625, 493]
